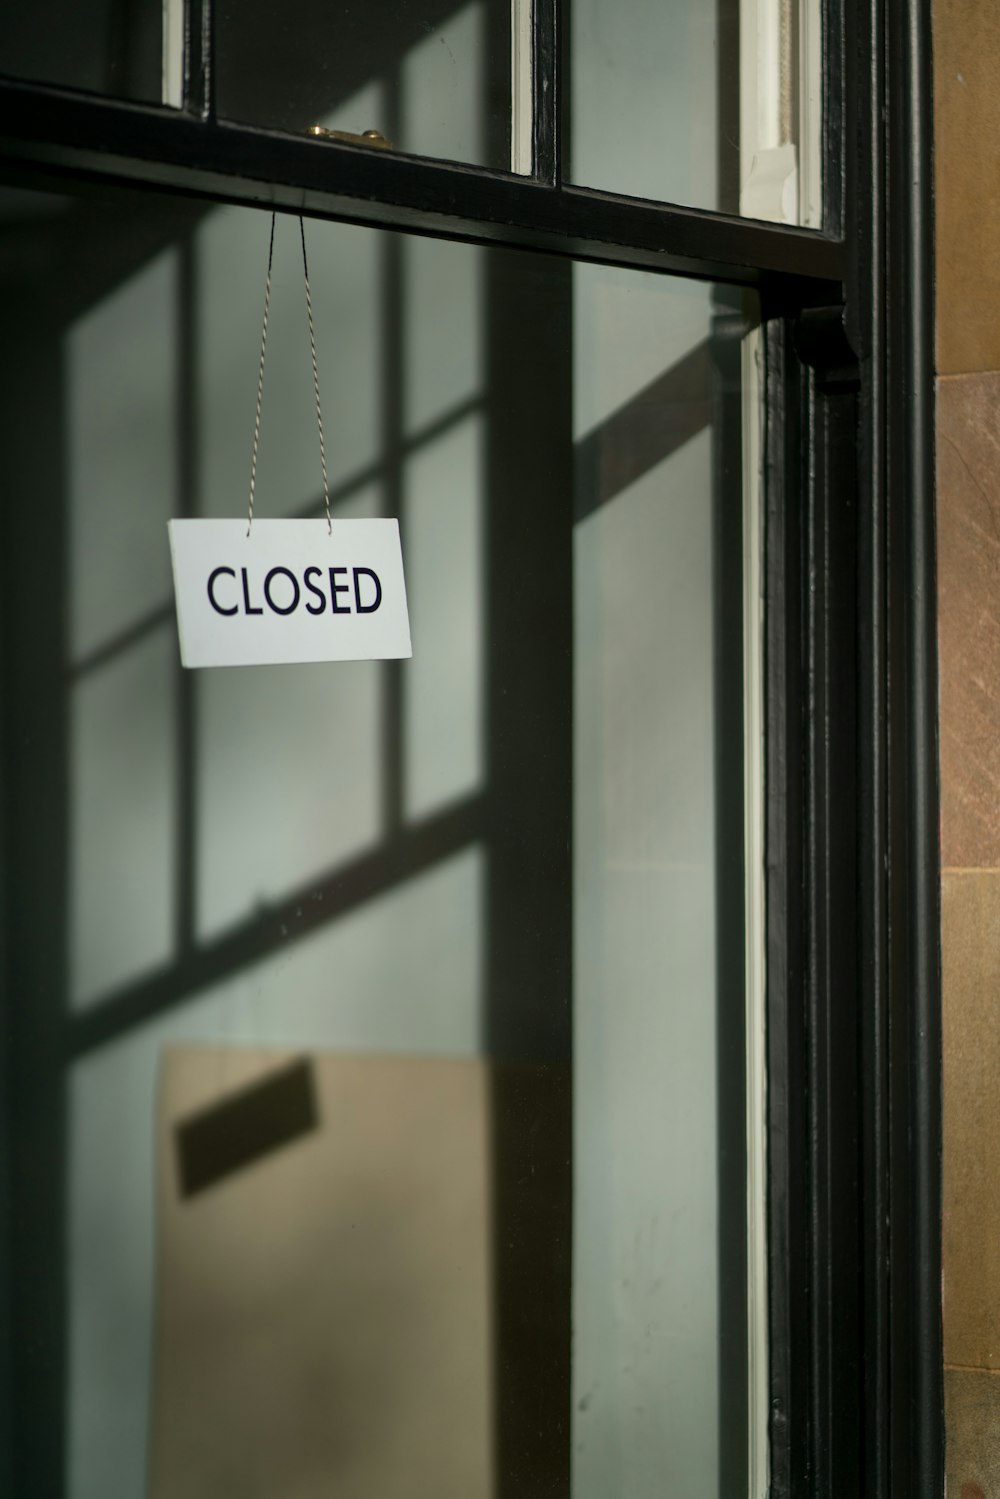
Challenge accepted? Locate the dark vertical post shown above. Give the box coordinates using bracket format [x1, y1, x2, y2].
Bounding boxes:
[802, 368, 863, 1497]
[763, 318, 808, 1499]
[822, 0, 846, 239]
[379, 69, 405, 836]
[715, 0, 742, 215]
[370, 67, 404, 833]
[185, 0, 214, 119]
[485, 0, 514, 171]
[379, 236, 405, 833]
[0, 305, 70, 1499]
[709, 296, 749, 1499]
[175, 233, 199, 953]
[882, 0, 942, 1492]
[484, 246, 574, 1499]
[848, 0, 943, 1489]
[534, 0, 560, 182]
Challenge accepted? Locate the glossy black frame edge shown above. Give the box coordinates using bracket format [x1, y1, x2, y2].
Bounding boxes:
[762, 315, 806, 1499]
[873, 0, 943, 1490]
[764, 0, 942, 1492]
[823, 0, 846, 237]
[765, 307, 868, 1496]
[0, 77, 843, 294]
[533, 0, 559, 182]
[852, 0, 943, 1487]
[185, 0, 213, 120]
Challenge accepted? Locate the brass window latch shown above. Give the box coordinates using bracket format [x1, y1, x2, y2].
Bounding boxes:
[307, 125, 393, 150]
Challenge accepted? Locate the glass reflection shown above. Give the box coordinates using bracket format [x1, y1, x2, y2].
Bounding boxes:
[68, 250, 177, 661]
[0, 181, 753, 1499]
[573, 267, 731, 1498]
[569, 0, 821, 224]
[70, 634, 176, 1010]
[216, 0, 510, 170]
[404, 416, 484, 819]
[68, 850, 485, 1499]
[571, 0, 739, 212]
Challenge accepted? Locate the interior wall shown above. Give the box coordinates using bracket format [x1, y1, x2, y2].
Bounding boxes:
[934, 2, 1000, 1492]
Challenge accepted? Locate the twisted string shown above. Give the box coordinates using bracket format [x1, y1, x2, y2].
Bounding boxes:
[299, 215, 331, 534]
[246, 212, 331, 535]
[247, 211, 275, 537]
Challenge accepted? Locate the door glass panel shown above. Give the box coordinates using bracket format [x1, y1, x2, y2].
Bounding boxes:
[216, 0, 511, 170]
[570, 0, 822, 224]
[0, 181, 759, 1499]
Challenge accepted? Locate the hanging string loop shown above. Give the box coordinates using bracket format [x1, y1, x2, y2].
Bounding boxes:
[247, 212, 332, 536]
[300, 216, 332, 535]
[246, 212, 275, 537]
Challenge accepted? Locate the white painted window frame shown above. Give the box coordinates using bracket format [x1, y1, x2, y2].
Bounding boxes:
[511, 0, 533, 173]
[162, 0, 185, 108]
[740, 0, 823, 226]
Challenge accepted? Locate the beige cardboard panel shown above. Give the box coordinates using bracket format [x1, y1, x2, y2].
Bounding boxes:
[945, 1368, 1000, 1498]
[942, 872, 1000, 1367]
[934, 0, 1000, 374]
[148, 1049, 494, 1499]
[936, 373, 1000, 869]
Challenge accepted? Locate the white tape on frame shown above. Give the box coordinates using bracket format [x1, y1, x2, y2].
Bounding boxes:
[168, 519, 412, 668]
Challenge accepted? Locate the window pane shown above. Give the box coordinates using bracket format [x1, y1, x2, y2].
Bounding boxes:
[570, 0, 822, 224]
[0, 181, 759, 1499]
[216, 0, 513, 170]
[0, 0, 167, 104]
[573, 267, 752, 1497]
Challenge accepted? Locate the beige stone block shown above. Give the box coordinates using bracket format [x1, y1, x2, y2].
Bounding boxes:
[934, 0, 1000, 375]
[147, 1048, 494, 1499]
[937, 373, 1000, 869]
[946, 1367, 1000, 1499]
[942, 871, 1000, 1366]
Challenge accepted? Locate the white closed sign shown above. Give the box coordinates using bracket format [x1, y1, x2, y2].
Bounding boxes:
[168, 519, 412, 668]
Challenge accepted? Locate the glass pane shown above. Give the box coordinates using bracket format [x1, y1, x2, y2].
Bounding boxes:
[570, 0, 822, 224]
[0, 181, 759, 1499]
[0, 0, 167, 103]
[216, 0, 512, 170]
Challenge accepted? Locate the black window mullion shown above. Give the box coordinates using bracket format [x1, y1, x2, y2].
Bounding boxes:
[184, 0, 213, 122]
[533, 0, 559, 184]
[0, 78, 845, 295]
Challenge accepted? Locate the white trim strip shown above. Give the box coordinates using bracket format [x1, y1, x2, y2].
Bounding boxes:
[162, 0, 185, 108]
[510, 0, 533, 174]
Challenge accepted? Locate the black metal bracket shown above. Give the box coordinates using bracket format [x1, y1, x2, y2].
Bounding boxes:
[794, 303, 862, 391]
